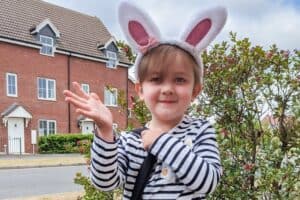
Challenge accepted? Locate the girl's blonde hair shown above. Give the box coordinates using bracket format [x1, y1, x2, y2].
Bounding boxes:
[137, 44, 201, 85]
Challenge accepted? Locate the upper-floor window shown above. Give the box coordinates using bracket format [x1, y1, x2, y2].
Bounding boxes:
[40, 35, 54, 56]
[6, 73, 17, 97]
[81, 83, 90, 94]
[38, 119, 56, 136]
[38, 77, 56, 100]
[104, 87, 118, 106]
[106, 51, 117, 69]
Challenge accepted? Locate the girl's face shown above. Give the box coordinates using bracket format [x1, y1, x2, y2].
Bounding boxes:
[135, 53, 201, 126]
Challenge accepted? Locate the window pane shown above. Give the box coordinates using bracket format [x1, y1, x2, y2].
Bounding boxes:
[7, 74, 16, 95]
[48, 80, 54, 98]
[40, 36, 53, 55]
[112, 90, 117, 105]
[104, 89, 110, 105]
[104, 88, 117, 106]
[81, 84, 89, 94]
[39, 121, 47, 136]
[38, 78, 46, 98]
[48, 122, 55, 134]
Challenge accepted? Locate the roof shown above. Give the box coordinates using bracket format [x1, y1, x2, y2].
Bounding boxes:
[0, 0, 130, 65]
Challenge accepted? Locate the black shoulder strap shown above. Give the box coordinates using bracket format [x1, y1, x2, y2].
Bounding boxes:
[131, 127, 157, 200]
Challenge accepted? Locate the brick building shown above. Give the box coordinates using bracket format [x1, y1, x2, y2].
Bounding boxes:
[0, 0, 133, 154]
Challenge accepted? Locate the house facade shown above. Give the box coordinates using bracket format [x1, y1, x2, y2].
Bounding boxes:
[0, 0, 132, 154]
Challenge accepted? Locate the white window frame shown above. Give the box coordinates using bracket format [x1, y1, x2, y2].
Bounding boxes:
[38, 119, 56, 136]
[128, 108, 133, 118]
[104, 87, 118, 107]
[112, 123, 118, 130]
[106, 50, 117, 69]
[81, 83, 90, 94]
[37, 77, 56, 101]
[40, 35, 54, 56]
[6, 73, 18, 97]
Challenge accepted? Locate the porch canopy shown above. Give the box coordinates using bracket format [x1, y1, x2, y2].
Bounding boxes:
[1, 103, 32, 127]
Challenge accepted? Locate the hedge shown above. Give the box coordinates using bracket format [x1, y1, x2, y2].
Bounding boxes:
[38, 133, 93, 154]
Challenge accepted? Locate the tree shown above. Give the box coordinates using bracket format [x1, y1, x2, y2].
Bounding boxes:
[194, 32, 300, 199]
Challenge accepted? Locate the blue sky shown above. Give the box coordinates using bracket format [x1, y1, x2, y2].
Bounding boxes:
[43, 0, 300, 50]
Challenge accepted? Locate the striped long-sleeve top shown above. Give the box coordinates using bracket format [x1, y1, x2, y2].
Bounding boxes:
[90, 115, 222, 199]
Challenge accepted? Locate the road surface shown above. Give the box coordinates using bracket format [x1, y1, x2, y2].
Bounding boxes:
[0, 165, 88, 199]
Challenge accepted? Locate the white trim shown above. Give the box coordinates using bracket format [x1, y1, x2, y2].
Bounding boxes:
[0, 37, 40, 49]
[37, 77, 56, 101]
[6, 73, 18, 97]
[98, 37, 119, 51]
[0, 37, 131, 68]
[31, 19, 60, 38]
[56, 50, 129, 67]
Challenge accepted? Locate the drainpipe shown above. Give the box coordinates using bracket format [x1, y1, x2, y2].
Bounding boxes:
[68, 53, 71, 133]
[126, 69, 129, 128]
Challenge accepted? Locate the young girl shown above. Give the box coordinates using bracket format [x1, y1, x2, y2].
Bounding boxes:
[64, 1, 227, 199]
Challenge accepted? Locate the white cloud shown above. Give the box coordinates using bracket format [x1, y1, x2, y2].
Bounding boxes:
[44, 0, 300, 50]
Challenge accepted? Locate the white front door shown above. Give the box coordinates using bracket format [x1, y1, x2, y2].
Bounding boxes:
[8, 118, 25, 154]
[81, 121, 94, 134]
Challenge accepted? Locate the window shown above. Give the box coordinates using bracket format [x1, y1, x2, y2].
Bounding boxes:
[6, 73, 17, 97]
[81, 84, 90, 94]
[112, 123, 118, 130]
[104, 87, 118, 106]
[38, 78, 56, 100]
[38, 120, 56, 136]
[128, 108, 133, 118]
[40, 35, 54, 56]
[106, 51, 117, 69]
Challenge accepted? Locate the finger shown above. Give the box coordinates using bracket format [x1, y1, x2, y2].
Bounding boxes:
[72, 82, 89, 100]
[65, 96, 91, 112]
[75, 108, 95, 120]
[90, 93, 100, 101]
[64, 90, 87, 105]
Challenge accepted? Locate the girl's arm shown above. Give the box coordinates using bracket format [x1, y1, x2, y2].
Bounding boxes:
[63, 82, 113, 141]
[63, 82, 127, 190]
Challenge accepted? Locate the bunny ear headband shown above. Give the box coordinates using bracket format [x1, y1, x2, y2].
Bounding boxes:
[118, 1, 227, 83]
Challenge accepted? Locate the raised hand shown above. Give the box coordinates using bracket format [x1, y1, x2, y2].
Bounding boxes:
[63, 82, 114, 142]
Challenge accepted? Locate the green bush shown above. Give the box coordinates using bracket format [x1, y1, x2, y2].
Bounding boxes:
[38, 133, 93, 153]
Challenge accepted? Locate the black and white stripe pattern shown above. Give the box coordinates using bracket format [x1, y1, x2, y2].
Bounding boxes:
[91, 116, 221, 199]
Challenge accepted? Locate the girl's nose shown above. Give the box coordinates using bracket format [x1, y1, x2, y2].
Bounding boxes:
[161, 83, 174, 95]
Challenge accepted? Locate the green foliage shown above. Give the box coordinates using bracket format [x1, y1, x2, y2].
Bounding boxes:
[194, 32, 300, 199]
[74, 173, 119, 200]
[129, 95, 151, 125]
[116, 40, 136, 62]
[38, 133, 93, 154]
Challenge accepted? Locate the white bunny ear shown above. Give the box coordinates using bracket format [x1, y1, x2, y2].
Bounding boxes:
[180, 6, 227, 51]
[118, 1, 161, 52]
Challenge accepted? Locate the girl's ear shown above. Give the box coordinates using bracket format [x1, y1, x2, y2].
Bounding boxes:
[118, 1, 161, 52]
[192, 84, 202, 100]
[135, 83, 144, 100]
[180, 6, 227, 52]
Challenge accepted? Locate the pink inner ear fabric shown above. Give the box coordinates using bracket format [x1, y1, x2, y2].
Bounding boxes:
[128, 21, 149, 46]
[186, 18, 212, 46]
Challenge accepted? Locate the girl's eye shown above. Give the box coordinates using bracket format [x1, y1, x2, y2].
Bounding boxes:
[150, 77, 161, 82]
[175, 77, 186, 83]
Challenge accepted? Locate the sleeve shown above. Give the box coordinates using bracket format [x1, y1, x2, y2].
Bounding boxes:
[90, 132, 128, 191]
[149, 120, 222, 194]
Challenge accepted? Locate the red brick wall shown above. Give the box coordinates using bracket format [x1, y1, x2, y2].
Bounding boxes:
[0, 41, 128, 153]
[127, 79, 141, 128]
